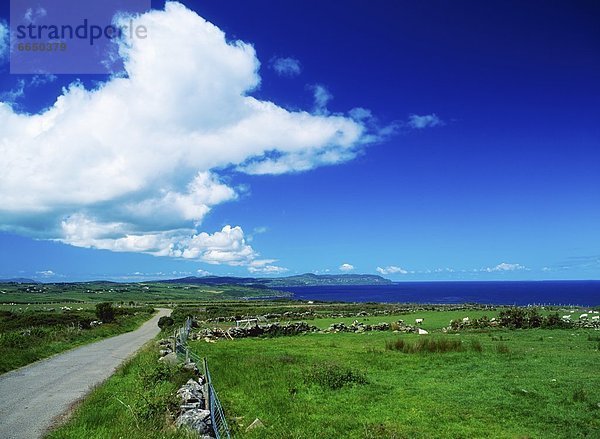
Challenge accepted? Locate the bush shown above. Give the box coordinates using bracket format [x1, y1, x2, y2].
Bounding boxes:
[305, 363, 368, 390]
[499, 308, 529, 329]
[543, 313, 571, 329]
[95, 302, 115, 323]
[498, 307, 558, 329]
[157, 316, 174, 330]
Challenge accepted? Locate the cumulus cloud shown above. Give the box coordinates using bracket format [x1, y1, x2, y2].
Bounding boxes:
[0, 74, 57, 104]
[270, 56, 301, 77]
[407, 113, 443, 129]
[248, 263, 288, 274]
[0, 2, 373, 271]
[483, 262, 527, 272]
[376, 266, 408, 275]
[309, 84, 333, 115]
[339, 263, 354, 272]
[36, 270, 56, 277]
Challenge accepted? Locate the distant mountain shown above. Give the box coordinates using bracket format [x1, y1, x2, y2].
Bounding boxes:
[0, 278, 40, 284]
[157, 273, 392, 287]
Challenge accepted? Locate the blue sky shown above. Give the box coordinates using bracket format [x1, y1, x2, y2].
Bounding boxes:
[0, 0, 598, 282]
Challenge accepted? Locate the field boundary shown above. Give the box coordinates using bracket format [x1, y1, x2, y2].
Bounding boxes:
[174, 317, 231, 439]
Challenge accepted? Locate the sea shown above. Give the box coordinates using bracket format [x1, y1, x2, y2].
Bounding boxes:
[274, 281, 600, 306]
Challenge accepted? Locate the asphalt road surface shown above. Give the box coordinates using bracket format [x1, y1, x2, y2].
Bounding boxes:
[0, 308, 171, 439]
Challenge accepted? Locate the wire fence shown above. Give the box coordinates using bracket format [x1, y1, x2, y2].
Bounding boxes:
[174, 317, 231, 439]
[204, 358, 232, 439]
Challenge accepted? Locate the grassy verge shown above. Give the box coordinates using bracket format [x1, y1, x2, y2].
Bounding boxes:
[46, 344, 197, 439]
[189, 328, 599, 438]
[0, 306, 155, 373]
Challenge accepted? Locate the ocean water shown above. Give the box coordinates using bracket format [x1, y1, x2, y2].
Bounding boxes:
[276, 281, 600, 306]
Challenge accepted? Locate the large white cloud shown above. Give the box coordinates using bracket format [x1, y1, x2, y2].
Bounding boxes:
[0, 2, 372, 270]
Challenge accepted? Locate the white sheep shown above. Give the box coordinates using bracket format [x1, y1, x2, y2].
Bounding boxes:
[462, 317, 470, 323]
[415, 318, 424, 325]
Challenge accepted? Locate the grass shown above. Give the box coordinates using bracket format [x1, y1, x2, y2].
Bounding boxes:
[0, 306, 155, 373]
[29, 302, 600, 438]
[309, 309, 500, 331]
[46, 345, 198, 439]
[385, 337, 465, 353]
[188, 327, 599, 438]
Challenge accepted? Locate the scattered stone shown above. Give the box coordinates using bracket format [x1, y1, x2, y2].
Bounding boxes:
[418, 328, 429, 335]
[325, 320, 414, 334]
[176, 409, 211, 434]
[175, 377, 215, 437]
[195, 321, 319, 341]
[158, 352, 178, 365]
[183, 360, 200, 375]
[246, 418, 265, 432]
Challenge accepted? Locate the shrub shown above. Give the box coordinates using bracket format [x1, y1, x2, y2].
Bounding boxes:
[305, 363, 368, 390]
[542, 313, 571, 329]
[157, 316, 174, 330]
[471, 315, 490, 329]
[95, 302, 115, 322]
[499, 308, 529, 329]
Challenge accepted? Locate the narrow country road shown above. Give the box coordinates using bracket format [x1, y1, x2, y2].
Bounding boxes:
[0, 308, 171, 439]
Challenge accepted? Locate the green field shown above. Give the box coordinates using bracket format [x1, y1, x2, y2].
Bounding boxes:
[191, 328, 599, 438]
[0, 281, 287, 305]
[47, 306, 600, 439]
[0, 281, 290, 373]
[307, 309, 500, 330]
